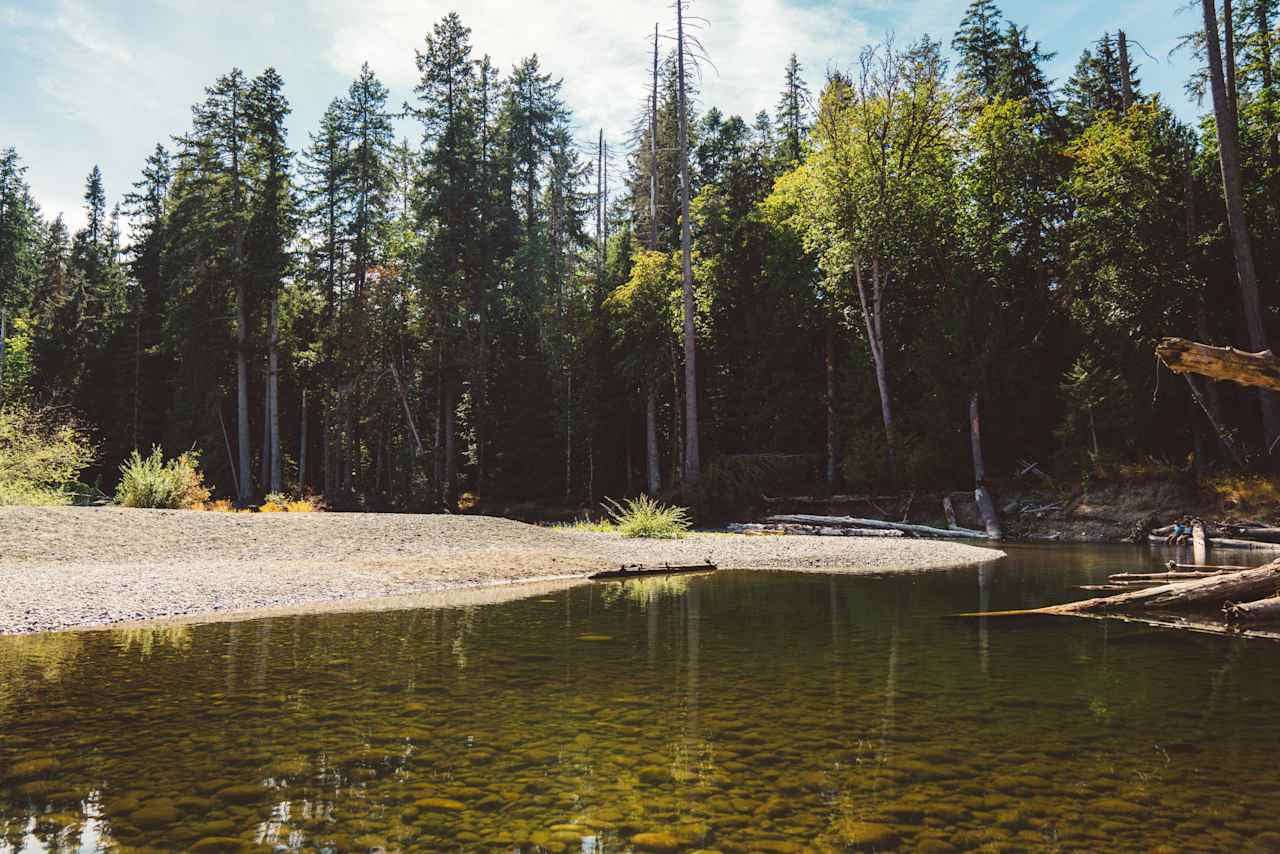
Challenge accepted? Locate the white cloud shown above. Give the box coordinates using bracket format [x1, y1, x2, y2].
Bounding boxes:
[309, 0, 875, 153]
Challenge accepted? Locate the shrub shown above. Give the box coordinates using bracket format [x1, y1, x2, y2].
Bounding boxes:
[116, 447, 211, 509]
[603, 495, 692, 539]
[0, 404, 95, 506]
[260, 492, 323, 512]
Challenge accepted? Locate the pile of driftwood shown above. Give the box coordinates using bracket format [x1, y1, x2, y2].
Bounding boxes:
[727, 522, 903, 537]
[1149, 520, 1280, 551]
[759, 514, 993, 540]
[964, 559, 1280, 629]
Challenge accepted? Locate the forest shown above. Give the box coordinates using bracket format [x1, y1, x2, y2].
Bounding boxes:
[1, 0, 1279, 516]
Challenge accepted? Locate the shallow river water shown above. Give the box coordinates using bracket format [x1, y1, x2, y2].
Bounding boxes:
[3, 544, 1280, 853]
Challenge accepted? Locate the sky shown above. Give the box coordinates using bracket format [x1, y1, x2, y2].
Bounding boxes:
[1, 0, 1206, 233]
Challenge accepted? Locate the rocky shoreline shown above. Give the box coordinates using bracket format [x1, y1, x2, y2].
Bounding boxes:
[0, 507, 1003, 634]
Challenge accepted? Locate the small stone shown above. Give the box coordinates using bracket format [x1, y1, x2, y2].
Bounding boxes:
[631, 831, 681, 852]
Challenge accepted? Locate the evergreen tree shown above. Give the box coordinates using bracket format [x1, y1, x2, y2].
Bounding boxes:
[775, 53, 811, 163]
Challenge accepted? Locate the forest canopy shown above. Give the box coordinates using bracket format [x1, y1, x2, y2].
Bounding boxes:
[1, 1, 1279, 514]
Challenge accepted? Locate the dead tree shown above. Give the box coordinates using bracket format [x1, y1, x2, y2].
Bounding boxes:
[1199, 0, 1280, 450]
[675, 0, 702, 483]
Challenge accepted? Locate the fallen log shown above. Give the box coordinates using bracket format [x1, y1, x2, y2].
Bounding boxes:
[766, 514, 991, 540]
[590, 562, 716, 580]
[1173, 563, 1252, 570]
[762, 494, 901, 504]
[1108, 571, 1226, 582]
[1148, 534, 1280, 551]
[1156, 337, 1280, 392]
[1076, 583, 1163, 592]
[726, 522, 902, 537]
[1225, 595, 1280, 622]
[1220, 527, 1280, 544]
[957, 561, 1280, 617]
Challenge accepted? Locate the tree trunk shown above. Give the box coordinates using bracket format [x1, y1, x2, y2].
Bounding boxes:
[646, 381, 661, 495]
[1158, 337, 1280, 392]
[767, 513, 991, 540]
[1118, 30, 1134, 109]
[443, 384, 457, 509]
[676, 0, 701, 484]
[268, 294, 282, 494]
[825, 314, 837, 487]
[970, 393, 1002, 540]
[236, 276, 252, 504]
[1226, 595, 1280, 622]
[299, 388, 308, 491]
[650, 22, 660, 250]
[1200, 0, 1280, 450]
[855, 258, 896, 480]
[0, 306, 6, 403]
[260, 370, 270, 490]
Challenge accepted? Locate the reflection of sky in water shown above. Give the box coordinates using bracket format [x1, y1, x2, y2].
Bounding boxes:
[2, 545, 1279, 852]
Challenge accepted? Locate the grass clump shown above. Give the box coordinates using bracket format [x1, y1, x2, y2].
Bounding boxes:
[557, 516, 617, 534]
[603, 495, 692, 539]
[259, 492, 323, 513]
[0, 404, 95, 506]
[115, 447, 211, 509]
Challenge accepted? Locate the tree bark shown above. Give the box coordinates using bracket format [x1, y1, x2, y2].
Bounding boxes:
[1226, 595, 1280, 622]
[676, 0, 701, 484]
[1118, 30, 1134, 109]
[825, 314, 837, 487]
[1200, 0, 1280, 450]
[1158, 337, 1280, 392]
[268, 294, 282, 494]
[645, 381, 661, 495]
[299, 388, 308, 491]
[0, 306, 6, 403]
[970, 393, 1002, 540]
[854, 258, 896, 480]
[236, 274, 252, 504]
[650, 22, 660, 250]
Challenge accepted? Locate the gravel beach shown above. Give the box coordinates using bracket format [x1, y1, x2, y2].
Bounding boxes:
[0, 506, 1003, 634]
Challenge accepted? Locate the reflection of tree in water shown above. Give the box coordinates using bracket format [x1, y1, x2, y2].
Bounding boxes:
[0, 633, 83, 716]
[111, 625, 192, 658]
[596, 574, 692, 607]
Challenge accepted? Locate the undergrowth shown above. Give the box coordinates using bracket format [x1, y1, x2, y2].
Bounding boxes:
[603, 495, 692, 539]
[115, 447, 211, 509]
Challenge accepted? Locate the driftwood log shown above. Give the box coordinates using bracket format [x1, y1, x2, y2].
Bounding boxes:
[1157, 337, 1280, 392]
[1225, 595, 1280, 622]
[960, 561, 1280, 619]
[727, 522, 903, 538]
[766, 514, 991, 540]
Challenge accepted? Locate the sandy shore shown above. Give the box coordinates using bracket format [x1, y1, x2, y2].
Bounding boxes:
[0, 506, 1003, 634]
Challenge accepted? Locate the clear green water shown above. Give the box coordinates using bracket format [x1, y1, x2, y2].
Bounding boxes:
[3, 544, 1280, 853]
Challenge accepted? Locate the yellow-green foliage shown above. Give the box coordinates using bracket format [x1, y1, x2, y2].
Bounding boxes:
[1208, 474, 1280, 516]
[115, 447, 211, 509]
[260, 492, 323, 512]
[0, 404, 95, 506]
[603, 495, 692, 539]
[556, 516, 617, 534]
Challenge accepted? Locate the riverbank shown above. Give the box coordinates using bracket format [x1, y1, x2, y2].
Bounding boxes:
[0, 507, 1003, 634]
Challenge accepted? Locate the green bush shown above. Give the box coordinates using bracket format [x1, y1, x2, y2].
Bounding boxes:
[0, 404, 96, 506]
[116, 447, 211, 509]
[603, 495, 692, 539]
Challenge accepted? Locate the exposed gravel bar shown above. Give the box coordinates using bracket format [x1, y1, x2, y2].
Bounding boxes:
[0, 506, 1003, 634]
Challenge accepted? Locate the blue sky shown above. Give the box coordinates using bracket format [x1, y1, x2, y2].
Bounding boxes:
[1, 0, 1205, 233]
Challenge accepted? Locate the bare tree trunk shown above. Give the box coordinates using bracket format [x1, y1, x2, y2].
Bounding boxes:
[646, 382, 661, 495]
[565, 369, 573, 500]
[671, 345, 683, 483]
[235, 275, 252, 504]
[268, 294, 282, 494]
[825, 314, 837, 487]
[970, 393, 1002, 540]
[854, 258, 896, 480]
[0, 307, 6, 403]
[443, 382, 457, 509]
[299, 388, 307, 491]
[343, 382, 355, 497]
[1224, 0, 1239, 117]
[650, 22, 660, 250]
[1118, 30, 1134, 109]
[1200, 0, 1280, 451]
[676, 0, 701, 484]
[260, 371, 270, 490]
